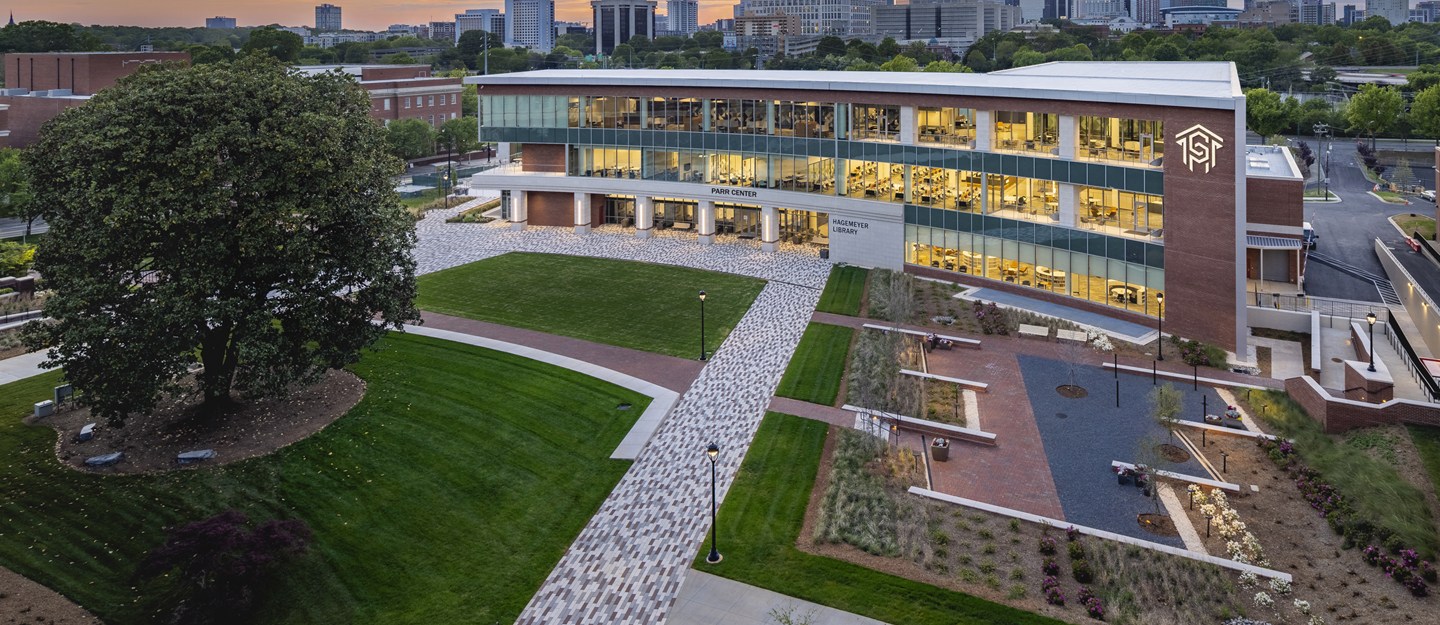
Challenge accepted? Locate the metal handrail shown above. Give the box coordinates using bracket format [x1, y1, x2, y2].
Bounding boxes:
[1385, 313, 1440, 402]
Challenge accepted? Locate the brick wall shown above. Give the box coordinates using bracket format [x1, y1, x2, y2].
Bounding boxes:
[591, 193, 605, 227]
[1285, 376, 1440, 434]
[367, 78, 463, 126]
[358, 66, 431, 80]
[526, 191, 574, 227]
[522, 143, 566, 173]
[4, 52, 190, 95]
[0, 95, 85, 147]
[1246, 177, 1303, 230]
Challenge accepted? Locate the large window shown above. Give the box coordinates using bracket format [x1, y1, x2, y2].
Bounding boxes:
[905, 227, 1164, 317]
[993, 111, 1058, 156]
[1078, 187, 1164, 240]
[1079, 117, 1164, 167]
[774, 100, 837, 138]
[850, 104, 901, 143]
[916, 107, 975, 148]
[985, 175, 1058, 223]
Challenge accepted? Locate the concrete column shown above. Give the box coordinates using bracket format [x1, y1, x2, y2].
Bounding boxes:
[836, 159, 848, 197]
[573, 192, 590, 235]
[1059, 115, 1078, 161]
[635, 196, 654, 239]
[761, 205, 779, 253]
[509, 190, 528, 231]
[975, 110, 993, 151]
[698, 200, 716, 245]
[900, 106, 916, 146]
[1058, 183, 1078, 228]
[499, 142, 512, 162]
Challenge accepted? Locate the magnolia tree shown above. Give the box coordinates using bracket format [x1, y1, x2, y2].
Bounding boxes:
[22, 56, 421, 424]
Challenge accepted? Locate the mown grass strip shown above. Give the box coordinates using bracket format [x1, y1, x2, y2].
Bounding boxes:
[774, 323, 853, 406]
[815, 266, 867, 317]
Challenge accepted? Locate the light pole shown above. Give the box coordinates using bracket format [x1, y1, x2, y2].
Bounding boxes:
[1367, 312, 1378, 372]
[1156, 292, 1165, 361]
[706, 443, 722, 564]
[699, 290, 708, 361]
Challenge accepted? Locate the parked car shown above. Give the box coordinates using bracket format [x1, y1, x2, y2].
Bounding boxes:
[1422, 189, 1436, 203]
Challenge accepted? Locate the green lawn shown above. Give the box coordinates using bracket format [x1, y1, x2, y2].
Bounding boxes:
[774, 323, 853, 406]
[1406, 424, 1440, 505]
[815, 266, 867, 316]
[0, 332, 649, 624]
[1253, 390, 1439, 558]
[1395, 215, 1436, 241]
[694, 412, 1066, 625]
[415, 252, 767, 358]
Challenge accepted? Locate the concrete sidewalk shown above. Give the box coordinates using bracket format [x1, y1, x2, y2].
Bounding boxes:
[668, 570, 885, 625]
[0, 350, 54, 385]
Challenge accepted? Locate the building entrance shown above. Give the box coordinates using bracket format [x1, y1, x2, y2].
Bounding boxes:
[716, 203, 761, 237]
[605, 195, 635, 226]
[652, 198, 698, 230]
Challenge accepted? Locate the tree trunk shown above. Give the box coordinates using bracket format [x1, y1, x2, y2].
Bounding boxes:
[199, 324, 238, 407]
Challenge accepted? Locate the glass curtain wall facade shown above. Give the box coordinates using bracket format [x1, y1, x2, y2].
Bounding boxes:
[482, 93, 1169, 318]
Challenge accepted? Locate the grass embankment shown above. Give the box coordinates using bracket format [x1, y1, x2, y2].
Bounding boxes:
[694, 412, 1066, 625]
[1393, 214, 1436, 241]
[1253, 389, 1439, 557]
[774, 323, 854, 406]
[1407, 424, 1440, 506]
[1375, 190, 1411, 204]
[815, 266, 867, 316]
[1302, 189, 1338, 200]
[416, 252, 766, 359]
[0, 332, 649, 624]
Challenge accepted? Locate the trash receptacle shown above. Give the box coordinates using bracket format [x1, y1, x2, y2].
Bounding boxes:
[931, 437, 950, 462]
[819, 248, 830, 260]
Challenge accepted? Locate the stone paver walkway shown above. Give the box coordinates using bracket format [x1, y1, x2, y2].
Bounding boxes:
[416, 201, 830, 625]
[420, 311, 705, 394]
[766, 396, 854, 427]
[669, 570, 885, 625]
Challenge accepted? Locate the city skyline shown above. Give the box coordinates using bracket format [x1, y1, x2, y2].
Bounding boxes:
[0, 0, 737, 33]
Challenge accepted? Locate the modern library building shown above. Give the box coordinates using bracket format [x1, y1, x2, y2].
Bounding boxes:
[465, 63, 1305, 353]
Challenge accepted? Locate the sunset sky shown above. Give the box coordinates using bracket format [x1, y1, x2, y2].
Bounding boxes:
[10, 0, 736, 33]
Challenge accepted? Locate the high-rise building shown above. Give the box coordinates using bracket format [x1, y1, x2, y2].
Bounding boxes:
[315, 4, 342, 30]
[872, 0, 1022, 39]
[1298, 0, 1334, 24]
[206, 16, 237, 28]
[457, 9, 506, 43]
[1412, 1, 1439, 21]
[593, 0, 657, 53]
[668, 0, 701, 33]
[1340, 4, 1361, 23]
[506, 0, 556, 51]
[430, 21, 457, 41]
[734, 0, 875, 34]
[1237, 0, 1295, 27]
[1364, 0, 1405, 24]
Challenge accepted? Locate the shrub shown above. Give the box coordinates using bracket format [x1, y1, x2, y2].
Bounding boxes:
[1045, 586, 1065, 606]
[1038, 537, 1057, 555]
[1008, 584, 1027, 600]
[1008, 518, 1021, 532]
[1269, 577, 1292, 594]
[982, 542, 997, 554]
[814, 430, 899, 556]
[958, 567, 980, 583]
[971, 300, 1009, 336]
[979, 559, 996, 574]
[932, 548, 947, 560]
[1066, 525, 1080, 542]
[1067, 540, 1086, 560]
[0, 242, 35, 278]
[984, 574, 1001, 590]
[932, 530, 950, 546]
[1043, 557, 1061, 576]
[1254, 591, 1274, 608]
[132, 510, 312, 624]
[978, 529, 994, 539]
[1079, 586, 1105, 620]
[1072, 558, 1094, 583]
[1405, 575, 1429, 597]
[1010, 567, 1025, 580]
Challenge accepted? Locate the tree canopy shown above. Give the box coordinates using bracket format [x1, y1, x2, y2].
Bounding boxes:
[0, 20, 109, 54]
[1244, 88, 1299, 138]
[1345, 83, 1405, 144]
[385, 118, 437, 160]
[241, 26, 303, 62]
[22, 56, 420, 423]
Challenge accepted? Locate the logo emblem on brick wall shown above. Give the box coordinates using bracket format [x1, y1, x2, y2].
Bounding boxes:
[1175, 124, 1224, 174]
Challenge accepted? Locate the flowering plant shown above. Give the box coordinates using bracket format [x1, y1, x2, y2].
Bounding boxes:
[1238, 571, 1258, 588]
[1042, 576, 1061, 592]
[1112, 466, 1136, 478]
[1269, 577, 1292, 595]
[1038, 537, 1057, 555]
[1066, 526, 1080, 542]
[1254, 591, 1274, 608]
[1042, 557, 1060, 576]
[1294, 599, 1311, 614]
[1405, 575, 1429, 597]
[1078, 587, 1104, 620]
[1045, 586, 1065, 606]
[1083, 327, 1113, 351]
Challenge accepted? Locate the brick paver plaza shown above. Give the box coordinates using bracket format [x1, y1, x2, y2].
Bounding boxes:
[417, 199, 830, 624]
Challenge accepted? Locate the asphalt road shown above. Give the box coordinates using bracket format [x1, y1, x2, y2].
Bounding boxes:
[1304, 153, 1439, 303]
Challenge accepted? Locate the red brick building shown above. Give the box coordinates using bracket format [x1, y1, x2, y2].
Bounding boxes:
[0, 51, 192, 147]
[295, 65, 464, 128]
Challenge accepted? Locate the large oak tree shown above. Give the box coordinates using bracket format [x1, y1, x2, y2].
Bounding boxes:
[22, 55, 421, 424]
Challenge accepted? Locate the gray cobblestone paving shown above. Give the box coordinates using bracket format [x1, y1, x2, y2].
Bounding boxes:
[414, 200, 829, 624]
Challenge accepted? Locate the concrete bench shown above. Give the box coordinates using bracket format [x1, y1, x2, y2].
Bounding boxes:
[1056, 329, 1087, 342]
[177, 450, 216, 465]
[1019, 324, 1050, 340]
[78, 423, 96, 442]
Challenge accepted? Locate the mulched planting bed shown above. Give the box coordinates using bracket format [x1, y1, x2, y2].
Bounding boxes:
[800, 426, 1251, 624]
[1158, 443, 1191, 463]
[1178, 429, 1438, 623]
[1057, 385, 1088, 399]
[29, 370, 364, 474]
[1137, 513, 1179, 537]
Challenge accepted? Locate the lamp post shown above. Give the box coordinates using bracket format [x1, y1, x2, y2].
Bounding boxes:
[1205, 515, 1213, 538]
[1156, 292, 1165, 361]
[1221, 452, 1229, 473]
[1367, 312, 1377, 372]
[699, 290, 708, 361]
[706, 442, 722, 564]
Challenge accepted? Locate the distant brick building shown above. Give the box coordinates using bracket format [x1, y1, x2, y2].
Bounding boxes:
[0, 51, 192, 147]
[293, 65, 464, 127]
